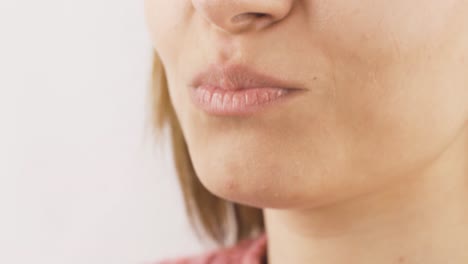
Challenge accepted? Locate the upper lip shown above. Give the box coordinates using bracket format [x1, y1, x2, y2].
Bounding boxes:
[190, 63, 298, 90]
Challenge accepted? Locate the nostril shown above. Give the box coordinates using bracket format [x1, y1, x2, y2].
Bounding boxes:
[252, 12, 268, 18]
[231, 12, 269, 24]
[192, 0, 293, 33]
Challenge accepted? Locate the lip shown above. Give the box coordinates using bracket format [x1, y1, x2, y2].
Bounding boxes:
[189, 64, 303, 116]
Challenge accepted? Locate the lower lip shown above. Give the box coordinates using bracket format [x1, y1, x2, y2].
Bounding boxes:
[190, 85, 297, 116]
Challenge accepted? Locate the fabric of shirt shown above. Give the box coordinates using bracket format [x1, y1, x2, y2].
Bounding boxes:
[156, 234, 267, 264]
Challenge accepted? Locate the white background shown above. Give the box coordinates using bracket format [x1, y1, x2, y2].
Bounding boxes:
[0, 1, 205, 263]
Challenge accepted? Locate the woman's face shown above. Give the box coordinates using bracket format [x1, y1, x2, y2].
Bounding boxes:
[145, 1, 468, 208]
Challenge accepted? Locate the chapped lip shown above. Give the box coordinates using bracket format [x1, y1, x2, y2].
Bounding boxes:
[188, 63, 305, 116]
[189, 63, 301, 91]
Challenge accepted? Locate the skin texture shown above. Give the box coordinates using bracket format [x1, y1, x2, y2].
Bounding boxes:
[146, 1, 468, 263]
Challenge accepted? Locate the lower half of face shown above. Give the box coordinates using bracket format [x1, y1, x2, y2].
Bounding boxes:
[148, 0, 468, 209]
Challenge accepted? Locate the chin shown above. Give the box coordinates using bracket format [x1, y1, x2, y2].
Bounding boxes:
[190, 152, 348, 210]
[192, 157, 281, 208]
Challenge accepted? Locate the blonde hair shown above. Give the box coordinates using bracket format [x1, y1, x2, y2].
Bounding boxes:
[151, 53, 264, 245]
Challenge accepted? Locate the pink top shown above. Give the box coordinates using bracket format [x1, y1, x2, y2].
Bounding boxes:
[156, 234, 267, 264]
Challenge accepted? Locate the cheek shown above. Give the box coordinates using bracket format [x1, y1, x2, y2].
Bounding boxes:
[144, 0, 191, 61]
[296, 0, 468, 199]
[315, 0, 465, 61]
[329, 48, 468, 186]
[316, 0, 468, 145]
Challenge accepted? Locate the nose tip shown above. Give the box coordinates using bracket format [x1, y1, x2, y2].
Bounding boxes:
[192, 0, 294, 34]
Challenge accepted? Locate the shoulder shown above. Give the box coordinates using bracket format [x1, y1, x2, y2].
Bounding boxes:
[155, 234, 267, 264]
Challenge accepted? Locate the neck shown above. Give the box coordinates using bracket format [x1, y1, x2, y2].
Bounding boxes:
[264, 129, 468, 264]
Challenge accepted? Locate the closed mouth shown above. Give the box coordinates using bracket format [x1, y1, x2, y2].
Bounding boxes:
[189, 63, 304, 116]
